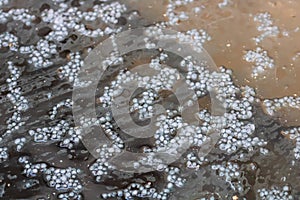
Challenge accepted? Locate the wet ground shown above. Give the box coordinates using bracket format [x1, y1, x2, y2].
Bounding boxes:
[0, 0, 300, 199]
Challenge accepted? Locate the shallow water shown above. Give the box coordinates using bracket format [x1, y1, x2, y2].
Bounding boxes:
[0, 0, 300, 200]
[124, 0, 300, 126]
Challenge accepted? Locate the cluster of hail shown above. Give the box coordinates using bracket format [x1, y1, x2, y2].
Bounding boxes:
[262, 96, 300, 116]
[57, 52, 84, 82]
[186, 152, 208, 170]
[1, 0, 128, 197]
[165, 0, 193, 25]
[243, 47, 275, 78]
[281, 127, 300, 160]
[0, 7, 36, 25]
[19, 156, 83, 199]
[0, 61, 28, 163]
[41, 1, 125, 40]
[211, 162, 245, 193]
[101, 167, 185, 200]
[243, 12, 280, 78]
[0, 32, 19, 51]
[0, 0, 299, 199]
[262, 96, 300, 159]
[90, 22, 272, 198]
[185, 61, 266, 154]
[28, 99, 81, 149]
[27, 39, 58, 68]
[252, 12, 280, 44]
[257, 186, 293, 200]
[0, 0, 127, 69]
[261, 96, 300, 160]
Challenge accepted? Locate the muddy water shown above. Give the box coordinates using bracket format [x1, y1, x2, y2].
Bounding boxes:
[124, 0, 300, 125]
[1, 0, 300, 199]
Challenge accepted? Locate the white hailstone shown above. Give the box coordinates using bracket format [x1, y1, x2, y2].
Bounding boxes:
[5, 111, 25, 136]
[28, 120, 72, 143]
[262, 96, 300, 116]
[102, 49, 124, 70]
[149, 53, 168, 70]
[4, 62, 28, 137]
[165, 167, 185, 188]
[154, 111, 185, 147]
[0, 9, 10, 23]
[184, 61, 237, 100]
[0, 0, 9, 6]
[257, 186, 293, 200]
[143, 67, 179, 91]
[243, 47, 275, 78]
[96, 2, 126, 25]
[51, 0, 65, 4]
[97, 113, 124, 148]
[0, 147, 8, 163]
[89, 157, 116, 182]
[27, 39, 57, 68]
[44, 167, 82, 192]
[19, 45, 34, 54]
[101, 167, 184, 199]
[186, 152, 208, 169]
[193, 6, 202, 13]
[225, 86, 255, 120]
[57, 52, 83, 82]
[211, 162, 243, 191]
[195, 80, 265, 154]
[176, 29, 211, 52]
[144, 37, 156, 49]
[6, 62, 28, 110]
[0, 8, 35, 25]
[218, 0, 230, 8]
[281, 127, 300, 160]
[295, 137, 300, 160]
[14, 137, 26, 152]
[159, 53, 168, 61]
[58, 192, 83, 200]
[49, 99, 73, 120]
[165, 0, 193, 25]
[41, 1, 125, 41]
[59, 128, 82, 149]
[19, 162, 83, 199]
[260, 147, 269, 155]
[253, 12, 280, 44]
[8, 8, 36, 26]
[22, 161, 48, 177]
[130, 90, 158, 120]
[0, 32, 19, 51]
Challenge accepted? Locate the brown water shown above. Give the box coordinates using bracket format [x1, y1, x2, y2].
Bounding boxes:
[1, 0, 300, 199]
[123, 0, 300, 125]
